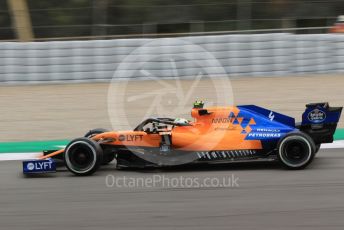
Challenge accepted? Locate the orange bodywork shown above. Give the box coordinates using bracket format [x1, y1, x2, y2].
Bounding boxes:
[41, 106, 262, 159]
[172, 106, 261, 151]
[330, 23, 344, 33]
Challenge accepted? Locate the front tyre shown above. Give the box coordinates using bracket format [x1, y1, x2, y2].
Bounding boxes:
[64, 138, 103, 176]
[84, 128, 114, 165]
[84, 128, 109, 138]
[277, 132, 315, 170]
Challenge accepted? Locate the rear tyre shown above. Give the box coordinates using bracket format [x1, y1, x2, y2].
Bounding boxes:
[277, 132, 316, 170]
[64, 138, 103, 176]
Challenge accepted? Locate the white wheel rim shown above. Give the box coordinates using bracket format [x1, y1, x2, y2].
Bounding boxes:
[279, 136, 312, 168]
[65, 141, 97, 174]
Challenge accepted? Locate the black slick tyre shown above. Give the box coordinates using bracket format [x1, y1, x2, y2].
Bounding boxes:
[277, 132, 316, 170]
[64, 137, 103, 176]
[84, 128, 109, 138]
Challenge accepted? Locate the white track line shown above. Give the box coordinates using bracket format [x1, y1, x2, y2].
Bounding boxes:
[321, 140, 344, 149]
[0, 152, 42, 161]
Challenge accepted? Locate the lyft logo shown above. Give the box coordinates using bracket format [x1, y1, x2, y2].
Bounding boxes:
[25, 161, 54, 171]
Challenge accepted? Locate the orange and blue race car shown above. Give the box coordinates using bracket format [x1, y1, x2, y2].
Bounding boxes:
[23, 101, 342, 176]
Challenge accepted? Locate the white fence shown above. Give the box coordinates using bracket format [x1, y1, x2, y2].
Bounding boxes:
[0, 33, 344, 83]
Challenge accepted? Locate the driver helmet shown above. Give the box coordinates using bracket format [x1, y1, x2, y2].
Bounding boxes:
[174, 118, 189, 125]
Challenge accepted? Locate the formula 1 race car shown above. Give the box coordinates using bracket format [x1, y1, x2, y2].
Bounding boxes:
[23, 101, 342, 176]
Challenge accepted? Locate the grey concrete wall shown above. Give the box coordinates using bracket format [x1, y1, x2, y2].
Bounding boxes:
[1, 33, 344, 83]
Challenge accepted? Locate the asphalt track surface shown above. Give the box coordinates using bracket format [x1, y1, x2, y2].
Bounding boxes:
[1, 149, 344, 230]
[1, 74, 344, 142]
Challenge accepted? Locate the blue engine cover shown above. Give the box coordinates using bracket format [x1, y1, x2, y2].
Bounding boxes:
[23, 158, 56, 174]
[237, 105, 296, 143]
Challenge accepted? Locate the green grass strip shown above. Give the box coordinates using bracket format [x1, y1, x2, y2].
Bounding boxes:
[334, 128, 344, 141]
[0, 140, 69, 153]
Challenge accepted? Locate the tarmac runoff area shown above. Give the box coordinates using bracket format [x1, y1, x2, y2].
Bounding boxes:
[0, 149, 343, 230]
[1, 74, 344, 229]
[0, 74, 344, 142]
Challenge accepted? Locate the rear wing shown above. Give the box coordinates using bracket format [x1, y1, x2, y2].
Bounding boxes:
[299, 102, 342, 144]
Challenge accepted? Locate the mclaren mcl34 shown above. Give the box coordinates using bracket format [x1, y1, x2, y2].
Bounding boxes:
[23, 101, 342, 176]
